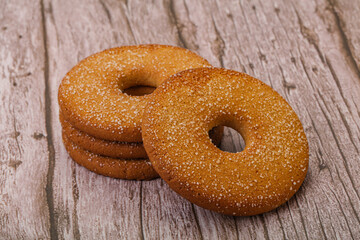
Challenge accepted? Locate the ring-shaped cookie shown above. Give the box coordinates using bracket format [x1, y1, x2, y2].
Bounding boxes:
[58, 45, 211, 142]
[142, 68, 309, 216]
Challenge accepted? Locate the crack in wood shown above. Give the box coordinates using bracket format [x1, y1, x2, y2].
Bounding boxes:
[316, 92, 360, 201]
[285, 203, 301, 239]
[46, 1, 61, 51]
[329, 187, 356, 239]
[295, 9, 325, 64]
[304, 107, 330, 172]
[41, 0, 58, 239]
[123, 7, 137, 44]
[314, 202, 328, 239]
[181, 0, 200, 51]
[226, 9, 248, 71]
[279, 66, 296, 96]
[71, 164, 80, 240]
[326, 0, 360, 79]
[232, 217, 240, 240]
[259, 215, 270, 240]
[167, 0, 187, 49]
[13, 72, 31, 78]
[347, 97, 360, 134]
[299, 56, 316, 91]
[275, 209, 287, 240]
[210, 16, 225, 68]
[251, 1, 277, 72]
[139, 182, 145, 240]
[11, 108, 22, 157]
[190, 204, 203, 240]
[335, 104, 359, 154]
[333, 166, 360, 225]
[293, 196, 310, 240]
[99, 0, 112, 24]
[325, 56, 351, 111]
[315, 149, 327, 171]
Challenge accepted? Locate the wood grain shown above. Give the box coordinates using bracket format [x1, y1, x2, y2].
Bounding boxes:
[0, 1, 50, 239]
[1, 0, 359, 239]
[329, 0, 360, 70]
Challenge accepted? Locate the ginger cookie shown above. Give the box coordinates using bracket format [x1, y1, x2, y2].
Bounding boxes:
[58, 45, 211, 142]
[142, 68, 309, 216]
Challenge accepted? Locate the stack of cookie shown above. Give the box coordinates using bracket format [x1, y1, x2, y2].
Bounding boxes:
[58, 45, 221, 180]
[59, 44, 309, 216]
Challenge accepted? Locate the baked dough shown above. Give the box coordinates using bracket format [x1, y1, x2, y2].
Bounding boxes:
[142, 68, 309, 216]
[58, 45, 211, 142]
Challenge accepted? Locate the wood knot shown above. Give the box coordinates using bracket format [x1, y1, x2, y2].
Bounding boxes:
[32, 132, 46, 140]
[9, 159, 23, 170]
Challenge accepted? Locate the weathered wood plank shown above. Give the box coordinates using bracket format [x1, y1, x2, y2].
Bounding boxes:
[0, 1, 50, 239]
[43, 0, 145, 238]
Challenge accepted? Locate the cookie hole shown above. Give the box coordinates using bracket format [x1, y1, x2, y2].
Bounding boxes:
[123, 85, 156, 96]
[117, 69, 158, 94]
[209, 126, 245, 153]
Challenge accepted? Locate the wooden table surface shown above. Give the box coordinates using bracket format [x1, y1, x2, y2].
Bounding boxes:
[1, 0, 360, 239]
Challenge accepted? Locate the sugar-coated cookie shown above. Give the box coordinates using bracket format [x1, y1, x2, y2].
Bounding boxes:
[142, 68, 309, 216]
[58, 45, 211, 142]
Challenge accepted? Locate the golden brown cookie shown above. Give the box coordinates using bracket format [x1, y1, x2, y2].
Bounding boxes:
[62, 131, 159, 180]
[60, 113, 147, 159]
[58, 45, 211, 142]
[142, 68, 309, 216]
